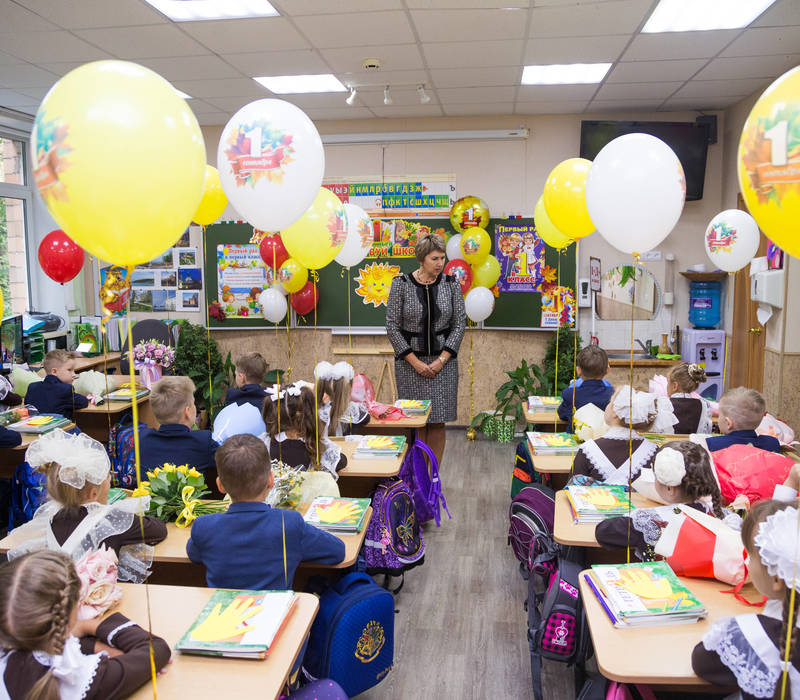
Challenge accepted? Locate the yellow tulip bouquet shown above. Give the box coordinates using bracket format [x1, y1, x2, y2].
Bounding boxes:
[131, 463, 227, 528]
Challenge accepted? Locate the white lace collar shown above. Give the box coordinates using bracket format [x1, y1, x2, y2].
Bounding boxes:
[580, 437, 657, 485]
[31, 636, 104, 700]
[603, 426, 643, 441]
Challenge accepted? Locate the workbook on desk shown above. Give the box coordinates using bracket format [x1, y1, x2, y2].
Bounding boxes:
[394, 399, 431, 415]
[176, 590, 297, 659]
[565, 484, 633, 522]
[527, 396, 561, 410]
[104, 386, 150, 401]
[354, 434, 407, 459]
[6, 414, 72, 434]
[526, 431, 579, 455]
[304, 496, 371, 533]
[585, 562, 707, 628]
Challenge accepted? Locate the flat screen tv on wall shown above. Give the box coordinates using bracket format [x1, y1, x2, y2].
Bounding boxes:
[579, 120, 711, 201]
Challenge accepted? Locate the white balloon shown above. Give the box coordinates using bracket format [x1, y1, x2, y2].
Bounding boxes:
[704, 209, 760, 273]
[446, 234, 464, 261]
[585, 133, 686, 255]
[259, 288, 288, 323]
[464, 286, 494, 323]
[335, 203, 373, 267]
[217, 99, 324, 231]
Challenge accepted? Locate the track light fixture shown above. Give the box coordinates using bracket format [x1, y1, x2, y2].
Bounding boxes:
[383, 86, 393, 105]
[345, 87, 357, 106]
[417, 85, 431, 104]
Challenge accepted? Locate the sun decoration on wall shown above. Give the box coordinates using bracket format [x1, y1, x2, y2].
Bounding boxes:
[354, 262, 401, 308]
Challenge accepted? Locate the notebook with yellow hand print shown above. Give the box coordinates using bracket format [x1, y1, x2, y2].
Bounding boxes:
[565, 484, 633, 523]
[303, 496, 371, 533]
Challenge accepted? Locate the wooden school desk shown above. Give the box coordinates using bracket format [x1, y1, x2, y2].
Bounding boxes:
[334, 437, 407, 496]
[121, 584, 318, 700]
[553, 490, 659, 548]
[0, 424, 77, 476]
[524, 406, 567, 431]
[361, 407, 430, 440]
[75, 395, 157, 441]
[580, 573, 757, 687]
[72, 352, 122, 374]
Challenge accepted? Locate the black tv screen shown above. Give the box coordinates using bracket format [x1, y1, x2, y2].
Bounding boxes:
[579, 120, 710, 201]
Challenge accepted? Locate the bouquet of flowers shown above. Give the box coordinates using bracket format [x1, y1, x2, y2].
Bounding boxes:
[132, 338, 175, 369]
[75, 546, 123, 620]
[131, 463, 227, 528]
[267, 461, 306, 510]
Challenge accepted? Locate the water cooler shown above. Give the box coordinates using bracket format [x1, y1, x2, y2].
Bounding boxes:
[681, 328, 725, 401]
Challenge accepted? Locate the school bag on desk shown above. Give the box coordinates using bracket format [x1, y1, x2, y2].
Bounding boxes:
[712, 444, 795, 507]
[398, 439, 450, 526]
[107, 413, 148, 487]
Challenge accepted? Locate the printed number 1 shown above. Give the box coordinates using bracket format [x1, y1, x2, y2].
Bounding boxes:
[246, 126, 262, 158]
[518, 252, 527, 274]
[764, 120, 788, 167]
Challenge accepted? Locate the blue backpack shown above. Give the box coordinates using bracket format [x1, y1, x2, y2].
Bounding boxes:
[303, 572, 394, 697]
[107, 413, 148, 487]
[9, 462, 47, 530]
[398, 439, 450, 526]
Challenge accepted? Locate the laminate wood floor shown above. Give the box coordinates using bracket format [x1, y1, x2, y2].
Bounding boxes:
[355, 429, 574, 700]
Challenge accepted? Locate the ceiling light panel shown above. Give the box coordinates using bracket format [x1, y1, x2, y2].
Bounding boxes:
[254, 74, 347, 93]
[521, 63, 611, 85]
[143, 0, 279, 22]
[642, 0, 778, 33]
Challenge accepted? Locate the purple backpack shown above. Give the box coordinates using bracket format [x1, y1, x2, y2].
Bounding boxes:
[508, 484, 557, 578]
[398, 439, 450, 527]
[364, 478, 425, 585]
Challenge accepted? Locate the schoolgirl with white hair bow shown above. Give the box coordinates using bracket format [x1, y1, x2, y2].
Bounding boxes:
[314, 361, 369, 438]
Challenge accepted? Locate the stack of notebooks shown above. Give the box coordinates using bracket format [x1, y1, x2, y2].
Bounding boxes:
[584, 562, 707, 628]
[177, 590, 297, 659]
[303, 496, 371, 533]
[7, 414, 72, 434]
[354, 434, 407, 459]
[104, 386, 150, 401]
[526, 431, 579, 456]
[394, 399, 431, 416]
[527, 396, 561, 411]
[565, 484, 633, 523]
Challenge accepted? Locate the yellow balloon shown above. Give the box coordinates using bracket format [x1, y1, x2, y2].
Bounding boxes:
[543, 158, 595, 240]
[0, 287, 4, 316]
[30, 60, 206, 267]
[193, 165, 228, 226]
[281, 188, 347, 270]
[471, 254, 501, 288]
[278, 258, 308, 294]
[460, 227, 491, 265]
[738, 65, 800, 259]
[535, 196, 574, 251]
[450, 196, 490, 233]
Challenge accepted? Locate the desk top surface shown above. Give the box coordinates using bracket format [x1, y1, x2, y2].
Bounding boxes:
[72, 352, 122, 372]
[553, 490, 659, 547]
[8, 424, 77, 450]
[366, 408, 429, 429]
[334, 438, 406, 478]
[580, 572, 757, 685]
[524, 407, 566, 426]
[77, 394, 150, 414]
[121, 584, 318, 700]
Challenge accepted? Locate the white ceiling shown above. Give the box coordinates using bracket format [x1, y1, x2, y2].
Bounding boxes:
[0, 0, 798, 124]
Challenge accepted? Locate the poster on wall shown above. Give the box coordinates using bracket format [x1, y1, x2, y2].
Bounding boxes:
[216, 244, 266, 319]
[323, 176, 456, 218]
[540, 285, 576, 328]
[494, 222, 546, 293]
[367, 219, 448, 258]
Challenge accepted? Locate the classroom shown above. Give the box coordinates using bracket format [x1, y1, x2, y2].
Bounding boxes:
[0, 0, 799, 698]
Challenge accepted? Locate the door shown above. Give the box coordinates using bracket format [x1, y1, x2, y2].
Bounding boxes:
[729, 194, 767, 391]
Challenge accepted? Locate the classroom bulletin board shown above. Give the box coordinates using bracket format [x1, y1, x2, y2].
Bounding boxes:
[203, 218, 576, 330]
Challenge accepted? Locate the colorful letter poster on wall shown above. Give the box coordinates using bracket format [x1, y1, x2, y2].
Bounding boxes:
[323, 176, 456, 218]
[216, 244, 267, 319]
[494, 222, 545, 293]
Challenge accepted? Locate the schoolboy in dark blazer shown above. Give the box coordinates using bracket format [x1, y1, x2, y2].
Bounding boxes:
[24, 350, 89, 420]
[557, 345, 614, 429]
[224, 352, 268, 412]
[706, 386, 781, 453]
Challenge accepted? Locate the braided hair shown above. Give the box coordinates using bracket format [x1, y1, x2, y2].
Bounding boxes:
[0, 551, 81, 700]
[657, 441, 724, 517]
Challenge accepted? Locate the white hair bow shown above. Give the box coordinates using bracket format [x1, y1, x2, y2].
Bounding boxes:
[315, 361, 354, 382]
[613, 385, 657, 425]
[25, 429, 110, 489]
[266, 384, 284, 402]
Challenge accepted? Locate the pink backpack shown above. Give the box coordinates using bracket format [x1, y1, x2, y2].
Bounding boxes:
[350, 373, 375, 403]
[606, 683, 656, 700]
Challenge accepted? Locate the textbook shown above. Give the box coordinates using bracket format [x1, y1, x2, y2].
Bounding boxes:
[7, 414, 72, 434]
[585, 561, 707, 628]
[106, 488, 127, 504]
[394, 399, 431, 416]
[565, 484, 634, 523]
[354, 434, 407, 459]
[526, 431, 579, 456]
[176, 590, 297, 659]
[104, 387, 150, 401]
[303, 496, 371, 533]
[527, 396, 561, 410]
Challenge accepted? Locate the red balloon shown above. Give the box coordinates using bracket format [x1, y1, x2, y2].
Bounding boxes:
[290, 280, 318, 316]
[259, 234, 289, 270]
[38, 229, 85, 284]
[444, 259, 473, 294]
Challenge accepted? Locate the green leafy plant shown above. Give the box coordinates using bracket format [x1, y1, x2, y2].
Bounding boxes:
[541, 326, 583, 395]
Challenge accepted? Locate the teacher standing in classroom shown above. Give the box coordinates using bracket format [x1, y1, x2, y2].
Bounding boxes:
[386, 232, 466, 468]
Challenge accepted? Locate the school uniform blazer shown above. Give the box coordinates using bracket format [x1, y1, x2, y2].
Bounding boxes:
[224, 384, 268, 412]
[186, 501, 346, 590]
[138, 423, 219, 473]
[0, 425, 21, 448]
[557, 378, 614, 426]
[706, 429, 781, 453]
[24, 375, 89, 420]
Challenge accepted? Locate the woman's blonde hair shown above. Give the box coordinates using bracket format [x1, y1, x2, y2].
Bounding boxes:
[414, 233, 446, 263]
[0, 551, 81, 700]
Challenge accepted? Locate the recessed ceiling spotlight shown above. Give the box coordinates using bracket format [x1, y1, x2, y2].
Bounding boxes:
[143, 0, 278, 21]
[346, 87, 358, 106]
[642, 0, 778, 32]
[383, 87, 393, 106]
[417, 85, 431, 104]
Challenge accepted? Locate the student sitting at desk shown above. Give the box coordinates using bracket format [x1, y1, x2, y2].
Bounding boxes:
[224, 351, 268, 411]
[557, 346, 614, 430]
[651, 362, 713, 434]
[706, 387, 781, 453]
[595, 441, 724, 560]
[571, 386, 657, 485]
[139, 376, 222, 496]
[186, 434, 345, 590]
[24, 349, 89, 420]
[315, 361, 369, 438]
[0, 424, 21, 448]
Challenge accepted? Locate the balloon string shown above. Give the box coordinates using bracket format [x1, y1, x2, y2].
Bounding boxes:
[469, 321, 475, 422]
[285, 311, 292, 382]
[553, 253, 561, 431]
[779, 502, 800, 699]
[347, 267, 353, 365]
[203, 226, 213, 420]
[626, 254, 640, 565]
[97, 265, 113, 480]
[570, 322, 577, 432]
[312, 270, 319, 468]
[722, 271, 733, 393]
